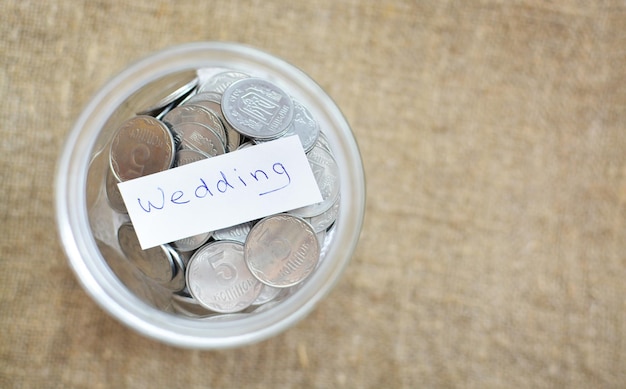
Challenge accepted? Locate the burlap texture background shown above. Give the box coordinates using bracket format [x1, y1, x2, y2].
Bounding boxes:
[2, 1, 625, 388]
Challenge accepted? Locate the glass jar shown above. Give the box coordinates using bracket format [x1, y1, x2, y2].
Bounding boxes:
[55, 42, 365, 349]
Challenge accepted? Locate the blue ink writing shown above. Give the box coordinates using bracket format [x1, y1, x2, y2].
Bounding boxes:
[216, 171, 235, 193]
[137, 187, 165, 212]
[195, 178, 214, 198]
[259, 163, 291, 196]
[250, 169, 269, 182]
[135, 161, 292, 214]
[233, 168, 247, 187]
[170, 190, 189, 205]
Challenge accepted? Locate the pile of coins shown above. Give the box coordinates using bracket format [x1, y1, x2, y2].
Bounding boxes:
[105, 69, 341, 318]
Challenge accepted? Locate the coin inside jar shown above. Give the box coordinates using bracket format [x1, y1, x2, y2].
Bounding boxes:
[170, 121, 226, 157]
[136, 75, 198, 117]
[197, 70, 249, 94]
[289, 143, 340, 218]
[306, 194, 340, 233]
[212, 221, 254, 243]
[109, 115, 176, 182]
[186, 240, 263, 313]
[221, 77, 294, 140]
[105, 165, 127, 214]
[244, 214, 320, 288]
[183, 92, 241, 152]
[254, 98, 320, 153]
[164, 245, 188, 292]
[117, 222, 177, 284]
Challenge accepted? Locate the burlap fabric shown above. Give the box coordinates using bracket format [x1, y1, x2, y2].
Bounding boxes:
[2, 1, 625, 388]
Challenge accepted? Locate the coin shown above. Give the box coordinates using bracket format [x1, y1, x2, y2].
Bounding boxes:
[184, 92, 241, 151]
[221, 77, 294, 140]
[165, 245, 187, 292]
[171, 225, 212, 252]
[198, 71, 249, 94]
[136, 75, 198, 117]
[305, 194, 340, 233]
[251, 283, 283, 306]
[315, 130, 333, 153]
[288, 144, 340, 217]
[186, 240, 263, 313]
[255, 98, 320, 152]
[244, 214, 320, 288]
[173, 148, 208, 167]
[236, 141, 255, 150]
[117, 222, 176, 284]
[170, 122, 225, 157]
[109, 115, 175, 182]
[162, 105, 227, 146]
[248, 300, 281, 314]
[187, 103, 228, 146]
[105, 165, 127, 213]
[212, 220, 254, 243]
[289, 99, 320, 152]
[97, 239, 173, 309]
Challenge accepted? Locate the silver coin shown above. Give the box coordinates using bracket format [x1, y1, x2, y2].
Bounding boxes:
[184, 92, 241, 151]
[105, 165, 127, 213]
[154, 101, 176, 122]
[162, 105, 226, 146]
[251, 283, 283, 306]
[168, 150, 213, 251]
[186, 104, 228, 147]
[109, 116, 175, 182]
[165, 245, 187, 292]
[236, 141, 255, 150]
[172, 228, 212, 252]
[244, 214, 320, 288]
[288, 144, 340, 217]
[221, 77, 294, 140]
[117, 222, 176, 284]
[248, 300, 282, 314]
[186, 240, 263, 313]
[184, 92, 224, 116]
[173, 148, 208, 167]
[176, 250, 192, 267]
[185, 91, 222, 107]
[315, 131, 333, 153]
[97, 239, 173, 309]
[305, 194, 340, 233]
[255, 98, 319, 152]
[212, 221, 254, 243]
[198, 71, 249, 94]
[171, 231, 212, 253]
[170, 122, 225, 157]
[289, 99, 320, 152]
[136, 75, 198, 117]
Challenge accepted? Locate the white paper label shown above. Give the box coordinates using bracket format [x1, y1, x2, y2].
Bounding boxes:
[118, 136, 323, 249]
